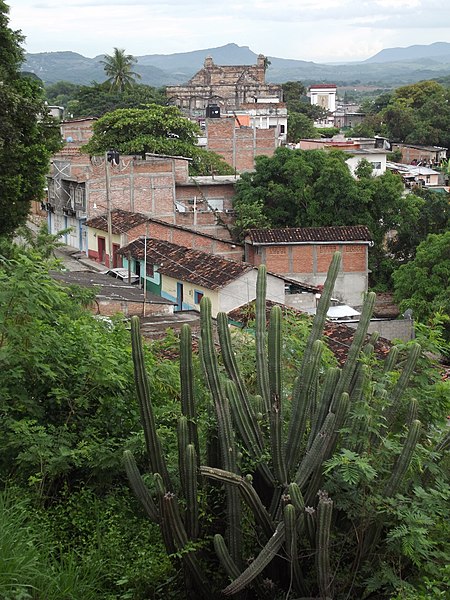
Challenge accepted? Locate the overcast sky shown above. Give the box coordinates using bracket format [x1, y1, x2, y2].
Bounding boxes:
[8, 0, 450, 63]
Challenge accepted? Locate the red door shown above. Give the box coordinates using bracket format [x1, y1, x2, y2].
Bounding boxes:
[112, 244, 122, 268]
[97, 236, 106, 264]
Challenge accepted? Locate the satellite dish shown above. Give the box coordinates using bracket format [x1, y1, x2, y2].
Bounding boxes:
[66, 136, 74, 143]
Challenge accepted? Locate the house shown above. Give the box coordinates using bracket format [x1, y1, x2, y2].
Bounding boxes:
[117, 237, 286, 317]
[85, 209, 244, 267]
[50, 269, 175, 317]
[46, 132, 238, 253]
[386, 161, 441, 188]
[166, 55, 283, 118]
[296, 138, 388, 176]
[244, 226, 373, 306]
[308, 84, 337, 127]
[391, 143, 448, 166]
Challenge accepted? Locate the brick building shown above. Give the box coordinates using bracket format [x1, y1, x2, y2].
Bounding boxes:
[85, 209, 243, 267]
[244, 226, 373, 306]
[46, 136, 238, 252]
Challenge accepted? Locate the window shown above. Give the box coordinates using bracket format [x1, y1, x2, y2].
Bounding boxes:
[280, 124, 285, 134]
[194, 290, 204, 304]
[371, 162, 382, 170]
[146, 262, 154, 277]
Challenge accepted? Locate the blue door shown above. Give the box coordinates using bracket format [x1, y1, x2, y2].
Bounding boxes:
[176, 282, 184, 311]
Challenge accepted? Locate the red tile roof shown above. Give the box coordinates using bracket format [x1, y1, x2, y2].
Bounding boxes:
[245, 226, 372, 245]
[86, 210, 148, 234]
[227, 300, 391, 366]
[118, 237, 252, 290]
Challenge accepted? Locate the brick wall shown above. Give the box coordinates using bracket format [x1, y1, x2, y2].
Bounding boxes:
[206, 118, 277, 171]
[126, 220, 243, 261]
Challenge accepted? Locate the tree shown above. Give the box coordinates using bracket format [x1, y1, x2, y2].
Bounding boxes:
[0, 1, 61, 236]
[393, 231, 450, 344]
[82, 105, 234, 176]
[101, 47, 141, 92]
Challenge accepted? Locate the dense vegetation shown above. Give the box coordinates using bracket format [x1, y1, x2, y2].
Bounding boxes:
[1, 235, 449, 599]
[0, 0, 61, 236]
[349, 80, 450, 149]
[82, 105, 235, 176]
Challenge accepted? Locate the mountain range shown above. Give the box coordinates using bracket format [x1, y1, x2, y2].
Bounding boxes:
[22, 42, 450, 88]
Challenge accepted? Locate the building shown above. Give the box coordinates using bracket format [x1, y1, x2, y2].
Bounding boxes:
[117, 237, 286, 317]
[391, 143, 447, 166]
[85, 209, 244, 267]
[46, 123, 239, 256]
[244, 226, 373, 306]
[166, 55, 283, 118]
[308, 84, 337, 127]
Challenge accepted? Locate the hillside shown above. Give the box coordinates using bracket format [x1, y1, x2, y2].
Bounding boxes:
[22, 42, 450, 88]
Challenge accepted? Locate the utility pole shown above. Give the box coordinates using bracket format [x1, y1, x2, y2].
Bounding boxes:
[105, 150, 119, 268]
[143, 223, 148, 317]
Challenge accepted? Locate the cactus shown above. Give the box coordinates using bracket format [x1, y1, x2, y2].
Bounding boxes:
[123, 251, 437, 599]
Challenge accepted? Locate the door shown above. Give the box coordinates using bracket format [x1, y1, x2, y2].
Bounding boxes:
[176, 282, 184, 311]
[97, 236, 106, 263]
[112, 244, 122, 268]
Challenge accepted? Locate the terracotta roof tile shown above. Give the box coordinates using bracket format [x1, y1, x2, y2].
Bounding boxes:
[245, 226, 372, 245]
[85, 210, 148, 234]
[227, 300, 391, 366]
[119, 238, 252, 289]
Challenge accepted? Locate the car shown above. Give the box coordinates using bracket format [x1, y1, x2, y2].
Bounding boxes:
[102, 268, 140, 285]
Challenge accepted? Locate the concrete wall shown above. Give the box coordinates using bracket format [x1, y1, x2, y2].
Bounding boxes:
[284, 291, 317, 311]
[219, 271, 285, 314]
[346, 318, 415, 342]
[93, 298, 173, 318]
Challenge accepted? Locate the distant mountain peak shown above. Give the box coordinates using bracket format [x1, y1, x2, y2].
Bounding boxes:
[365, 41, 450, 63]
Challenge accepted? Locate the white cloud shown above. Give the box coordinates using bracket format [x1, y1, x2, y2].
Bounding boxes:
[7, 0, 450, 61]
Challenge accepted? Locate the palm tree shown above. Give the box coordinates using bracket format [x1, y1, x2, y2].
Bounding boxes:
[101, 48, 141, 91]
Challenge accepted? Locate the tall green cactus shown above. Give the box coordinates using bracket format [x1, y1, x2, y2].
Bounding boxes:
[122, 251, 444, 599]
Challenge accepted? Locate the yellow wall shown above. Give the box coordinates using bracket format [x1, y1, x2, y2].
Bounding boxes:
[162, 275, 219, 315]
[87, 227, 121, 254]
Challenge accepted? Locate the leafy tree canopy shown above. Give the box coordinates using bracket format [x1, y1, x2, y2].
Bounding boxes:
[0, 0, 61, 236]
[349, 80, 450, 147]
[82, 105, 234, 176]
[393, 231, 450, 344]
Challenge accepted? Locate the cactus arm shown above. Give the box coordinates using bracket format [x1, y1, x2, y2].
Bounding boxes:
[316, 495, 333, 600]
[200, 466, 275, 539]
[268, 305, 288, 485]
[385, 343, 422, 425]
[383, 419, 421, 497]
[307, 366, 340, 452]
[294, 412, 336, 489]
[180, 324, 200, 459]
[185, 444, 199, 540]
[214, 534, 241, 580]
[123, 450, 159, 522]
[383, 345, 399, 374]
[284, 503, 307, 596]
[217, 312, 265, 448]
[225, 380, 275, 486]
[154, 473, 176, 555]
[406, 398, 418, 428]
[255, 264, 271, 411]
[130, 316, 171, 488]
[286, 339, 324, 474]
[222, 522, 286, 596]
[177, 416, 189, 497]
[162, 490, 211, 599]
[200, 296, 242, 564]
[331, 292, 376, 409]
